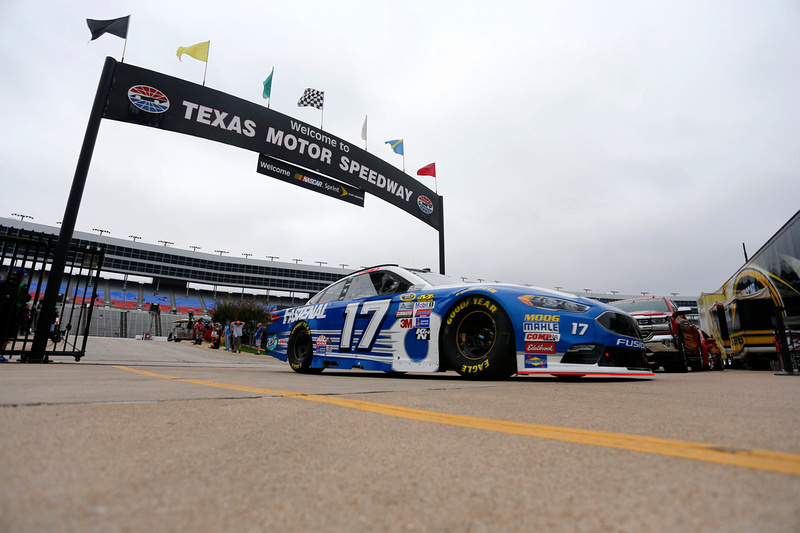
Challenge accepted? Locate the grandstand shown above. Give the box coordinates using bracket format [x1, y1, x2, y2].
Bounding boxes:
[1, 217, 351, 339]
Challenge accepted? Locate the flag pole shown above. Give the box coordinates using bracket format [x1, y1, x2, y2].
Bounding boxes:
[202, 41, 210, 86]
[320, 94, 324, 129]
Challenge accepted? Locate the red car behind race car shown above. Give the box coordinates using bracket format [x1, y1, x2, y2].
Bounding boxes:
[609, 297, 702, 372]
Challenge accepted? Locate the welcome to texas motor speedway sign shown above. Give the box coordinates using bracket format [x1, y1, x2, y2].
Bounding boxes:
[101, 59, 442, 230]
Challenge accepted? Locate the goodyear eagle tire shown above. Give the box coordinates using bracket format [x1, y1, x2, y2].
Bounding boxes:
[441, 296, 515, 380]
[287, 322, 323, 374]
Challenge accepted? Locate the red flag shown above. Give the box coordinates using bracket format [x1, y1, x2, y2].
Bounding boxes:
[417, 162, 436, 177]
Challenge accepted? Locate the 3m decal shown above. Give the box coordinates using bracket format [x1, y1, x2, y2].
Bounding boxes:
[400, 318, 413, 329]
[340, 299, 391, 351]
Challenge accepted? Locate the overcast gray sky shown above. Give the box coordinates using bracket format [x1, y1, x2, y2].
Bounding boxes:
[2, 0, 799, 297]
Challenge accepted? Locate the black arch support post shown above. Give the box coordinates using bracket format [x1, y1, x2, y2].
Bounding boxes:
[438, 197, 445, 275]
[27, 57, 117, 362]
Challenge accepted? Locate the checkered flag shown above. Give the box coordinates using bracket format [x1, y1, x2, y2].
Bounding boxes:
[297, 88, 324, 110]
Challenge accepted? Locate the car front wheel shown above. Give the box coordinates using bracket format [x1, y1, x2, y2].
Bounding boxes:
[441, 297, 515, 380]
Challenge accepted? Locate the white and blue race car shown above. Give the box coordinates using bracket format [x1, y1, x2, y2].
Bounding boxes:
[265, 265, 652, 379]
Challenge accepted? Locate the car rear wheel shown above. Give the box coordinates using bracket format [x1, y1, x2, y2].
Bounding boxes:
[287, 321, 323, 374]
[441, 297, 515, 380]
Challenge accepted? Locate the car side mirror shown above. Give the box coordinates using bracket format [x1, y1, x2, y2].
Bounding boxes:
[676, 307, 692, 316]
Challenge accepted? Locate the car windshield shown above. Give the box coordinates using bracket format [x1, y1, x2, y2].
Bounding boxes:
[610, 298, 670, 313]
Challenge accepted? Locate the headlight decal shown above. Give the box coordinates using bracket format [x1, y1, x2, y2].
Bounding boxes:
[518, 294, 590, 313]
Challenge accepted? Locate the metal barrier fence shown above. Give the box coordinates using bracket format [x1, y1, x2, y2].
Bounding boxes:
[0, 233, 104, 362]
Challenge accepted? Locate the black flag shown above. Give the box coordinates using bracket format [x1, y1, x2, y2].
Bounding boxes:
[87, 16, 130, 41]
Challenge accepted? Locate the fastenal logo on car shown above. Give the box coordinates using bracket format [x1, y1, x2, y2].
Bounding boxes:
[127, 85, 170, 113]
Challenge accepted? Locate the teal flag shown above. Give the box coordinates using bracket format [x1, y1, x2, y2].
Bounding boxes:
[385, 139, 404, 155]
[262, 68, 274, 99]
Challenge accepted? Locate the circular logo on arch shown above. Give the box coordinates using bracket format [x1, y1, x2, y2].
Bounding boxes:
[128, 85, 170, 113]
[417, 195, 434, 215]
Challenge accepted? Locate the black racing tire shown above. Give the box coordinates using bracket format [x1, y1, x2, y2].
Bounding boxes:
[441, 296, 515, 380]
[287, 322, 323, 374]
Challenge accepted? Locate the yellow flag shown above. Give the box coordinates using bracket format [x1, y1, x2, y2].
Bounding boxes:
[176, 41, 209, 62]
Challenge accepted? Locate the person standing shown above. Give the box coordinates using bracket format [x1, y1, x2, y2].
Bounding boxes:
[223, 320, 232, 351]
[193, 318, 204, 345]
[232, 320, 244, 353]
[1, 268, 31, 359]
[254, 323, 264, 354]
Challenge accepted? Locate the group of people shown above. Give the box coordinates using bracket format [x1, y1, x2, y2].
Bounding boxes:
[1, 268, 32, 361]
[191, 318, 261, 353]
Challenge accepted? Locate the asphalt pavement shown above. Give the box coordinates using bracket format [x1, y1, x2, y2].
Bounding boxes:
[1, 337, 798, 532]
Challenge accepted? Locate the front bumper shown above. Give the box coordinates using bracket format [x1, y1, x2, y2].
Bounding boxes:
[644, 335, 679, 354]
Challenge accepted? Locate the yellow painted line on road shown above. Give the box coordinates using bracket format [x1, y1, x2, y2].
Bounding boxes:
[115, 366, 800, 477]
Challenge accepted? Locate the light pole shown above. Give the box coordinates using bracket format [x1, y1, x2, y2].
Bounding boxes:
[190, 245, 201, 252]
[315, 261, 327, 267]
[266, 255, 279, 261]
[11, 213, 33, 222]
[92, 228, 110, 236]
[292, 258, 302, 264]
[215, 250, 229, 257]
[339, 263, 349, 269]
[242, 253, 253, 260]
[158, 240, 173, 247]
[584, 288, 592, 297]
[641, 292, 649, 297]
[129, 235, 141, 242]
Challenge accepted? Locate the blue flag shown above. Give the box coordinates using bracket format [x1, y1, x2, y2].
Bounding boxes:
[385, 139, 404, 155]
[263, 68, 274, 99]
